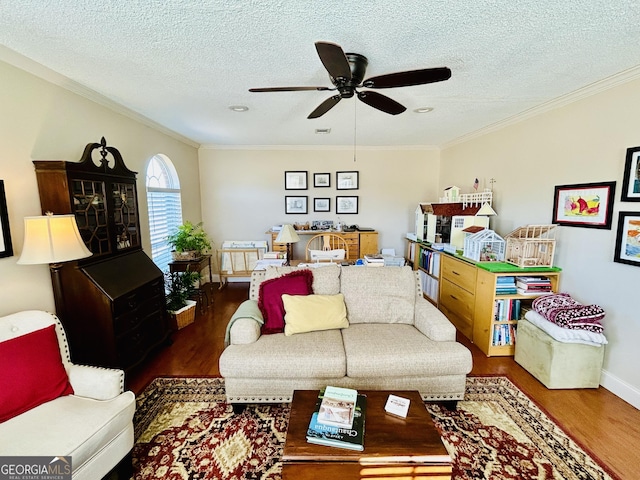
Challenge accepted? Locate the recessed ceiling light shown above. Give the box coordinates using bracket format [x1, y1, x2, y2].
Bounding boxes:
[413, 107, 434, 113]
[315, 128, 331, 134]
[228, 105, 249, 112]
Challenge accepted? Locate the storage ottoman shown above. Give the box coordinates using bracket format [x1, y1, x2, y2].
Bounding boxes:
[514, 319, 604, 389]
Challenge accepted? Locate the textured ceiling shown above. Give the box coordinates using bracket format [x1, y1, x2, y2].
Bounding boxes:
[2, 1, 640, 147]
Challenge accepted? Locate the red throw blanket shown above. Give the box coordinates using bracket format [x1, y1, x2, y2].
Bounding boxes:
[532, 293, 605, 334]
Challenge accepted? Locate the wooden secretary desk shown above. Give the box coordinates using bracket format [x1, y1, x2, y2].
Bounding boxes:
[33, 137, 170, 372]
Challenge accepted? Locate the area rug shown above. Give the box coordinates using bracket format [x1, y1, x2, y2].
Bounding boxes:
[132, 376, 613, 480]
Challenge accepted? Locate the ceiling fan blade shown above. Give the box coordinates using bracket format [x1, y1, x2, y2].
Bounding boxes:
[249, 86, 332, 92]
[308, 95, 342, 119]
[357, 91, 406, 115]
[362, 67, 451, 89]
[315, 42, 352, 81]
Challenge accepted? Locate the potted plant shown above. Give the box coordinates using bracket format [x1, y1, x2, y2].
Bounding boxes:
[165, 270, 201, 329]
[167, 221, 212, 261]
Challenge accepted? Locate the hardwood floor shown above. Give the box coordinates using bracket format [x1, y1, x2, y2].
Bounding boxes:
[127, 282, 640, 480]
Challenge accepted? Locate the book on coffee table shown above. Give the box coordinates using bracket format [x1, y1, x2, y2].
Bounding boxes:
[306, 388, 366, 451]
[317, 386, 358, 429]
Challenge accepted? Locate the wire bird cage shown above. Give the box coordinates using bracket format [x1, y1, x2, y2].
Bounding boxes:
[463, 229, 505, 262]
[505, 225, 556, 268]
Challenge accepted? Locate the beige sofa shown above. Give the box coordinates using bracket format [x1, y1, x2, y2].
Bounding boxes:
[219, 265, 472, 405]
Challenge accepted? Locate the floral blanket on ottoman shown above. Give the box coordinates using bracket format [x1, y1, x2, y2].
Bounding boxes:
[532, 293, 605, 334]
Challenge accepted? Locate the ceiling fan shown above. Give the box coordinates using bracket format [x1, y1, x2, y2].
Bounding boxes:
[249, 41, 451, 119]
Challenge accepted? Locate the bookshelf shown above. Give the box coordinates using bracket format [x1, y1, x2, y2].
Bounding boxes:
[406, 239, 441, 306]
[473, 266, 561, 356]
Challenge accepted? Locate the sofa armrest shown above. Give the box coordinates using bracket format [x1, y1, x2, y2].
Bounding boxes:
[414, 298, 457, 341]
[66, 364, 125, 400]
[225, 299, 264, 346]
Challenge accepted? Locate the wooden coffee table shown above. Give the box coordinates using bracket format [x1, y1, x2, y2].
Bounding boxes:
[281, 389, 452, 479]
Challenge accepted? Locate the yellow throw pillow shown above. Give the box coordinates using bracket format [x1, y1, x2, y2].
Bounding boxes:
[282, 293, 349, 336]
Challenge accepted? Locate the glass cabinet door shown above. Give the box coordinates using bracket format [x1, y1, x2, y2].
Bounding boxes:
[72, 179, 111, 255]
[112, 182, 140, 251]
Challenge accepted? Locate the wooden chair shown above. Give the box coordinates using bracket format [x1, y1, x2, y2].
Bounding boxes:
[305, 233, 349, 262]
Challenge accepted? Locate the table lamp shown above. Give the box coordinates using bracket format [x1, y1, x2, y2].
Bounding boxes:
[18, 213, 93, 316]
[275, 224, 300, 266]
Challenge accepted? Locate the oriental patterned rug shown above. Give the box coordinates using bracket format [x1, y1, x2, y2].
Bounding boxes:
[132, 376, 613, 480]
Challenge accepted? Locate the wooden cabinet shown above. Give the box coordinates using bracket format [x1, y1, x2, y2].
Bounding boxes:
[473, 267, 561, 357]
[438, 255, 477, 340]
[33, 138, 170, 371]
[270, 230, 378, 261]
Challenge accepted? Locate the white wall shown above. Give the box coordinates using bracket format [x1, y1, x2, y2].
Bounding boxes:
[441, 77, 640, 409]
[0, 58, 200, 316]
[198, 146, 440, 260]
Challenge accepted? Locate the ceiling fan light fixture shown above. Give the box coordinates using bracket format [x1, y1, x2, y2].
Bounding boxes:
[228, 105, 249, 112]
[315, 128, 331, 134]
[413, 107, 434, 113]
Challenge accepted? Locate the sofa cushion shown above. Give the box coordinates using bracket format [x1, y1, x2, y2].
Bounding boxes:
[340, 266, 416, 324]
[282, 294, 348, 336]
[219, 329, 346, 378]
[0, 391, 135, 464]
[342, 324, 472, 377]
[0, 324, 74, 423]
[258, 269, 313, 334]
[264, 264, 341, 295]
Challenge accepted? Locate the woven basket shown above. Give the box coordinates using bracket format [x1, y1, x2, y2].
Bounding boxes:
[171, 250, 201, 262]
[170, 300, 197, 329]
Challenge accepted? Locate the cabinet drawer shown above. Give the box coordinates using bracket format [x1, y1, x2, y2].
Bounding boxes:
[441, 257, 476, 293]
[113, 279, 164, 316]
[114, 294, 164, 336]
[440, 278, 475, 324]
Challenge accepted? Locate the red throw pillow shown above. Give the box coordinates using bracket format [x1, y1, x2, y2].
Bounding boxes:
[0, 324, 74, 423]
[258, 269, 313, 334]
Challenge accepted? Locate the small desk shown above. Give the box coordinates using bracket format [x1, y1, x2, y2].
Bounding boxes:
[168, 254, 213, 313]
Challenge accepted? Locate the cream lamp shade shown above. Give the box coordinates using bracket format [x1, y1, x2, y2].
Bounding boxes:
[275, 224, 300, 244]
[17, 213, 92, 265]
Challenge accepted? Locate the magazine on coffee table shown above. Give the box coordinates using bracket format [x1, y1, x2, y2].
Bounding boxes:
[306, 387, 366, 451]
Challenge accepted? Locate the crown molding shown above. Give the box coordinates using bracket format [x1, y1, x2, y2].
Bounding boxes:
[0, 45, 200, 149]
[199, 144, 440, 151]
[442, 64, 640, 149]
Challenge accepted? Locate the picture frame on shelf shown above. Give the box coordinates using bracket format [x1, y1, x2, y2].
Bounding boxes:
[285, 196, 308, 214]
[621, 146, 640, 202]
[551, 181, 616, 229]
[613, 211, 640, 267]
[314, 172, 331, 188]
[336, 171, 359, 190]
[0, 180, 13, 259]
[336, 196, 359, 214]
[314, 197, 330, 212]
[285, 171, 308, 190]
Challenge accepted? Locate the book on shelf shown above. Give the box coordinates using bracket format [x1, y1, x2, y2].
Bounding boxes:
[306, 387, 366, 451]
[492, 323, 517, 346]
[493, 298, 522, 320]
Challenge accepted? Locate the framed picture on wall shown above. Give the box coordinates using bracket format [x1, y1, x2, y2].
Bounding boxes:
[336, 196, 358, 214]
[336, 171, 359, 190]
[613, 211, 640, 267]
[285, 196, 308, 214]
[285, 171, 308, 190]
[314, 173, 331, 188]
[621, 146, 640, 201]
[0, 180, 14, 258]
[551, 181, 616, 229]
[314, 197, 330, 212]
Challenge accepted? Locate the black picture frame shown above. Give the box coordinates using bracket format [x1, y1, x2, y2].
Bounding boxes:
[0, 180, 14, 258]
[336, 196, 359, 214]
[336, 171, 359, 190]
[285, 171, 308, 190]
[314, 198, 330, 212]
[613, 211, 640, 267]
[621, 146, 640, 202]
[285, 196, 308, 214]
[313, 173, 331, 188]
[551, 181, 616, 229]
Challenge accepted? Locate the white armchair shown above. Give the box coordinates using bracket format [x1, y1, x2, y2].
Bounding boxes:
[0, 310, 135, 480]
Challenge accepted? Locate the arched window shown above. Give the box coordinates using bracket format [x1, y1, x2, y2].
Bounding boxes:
[146, 154, 182, 272]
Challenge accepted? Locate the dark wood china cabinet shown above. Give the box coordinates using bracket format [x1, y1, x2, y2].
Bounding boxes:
[33, 137, 170, 371]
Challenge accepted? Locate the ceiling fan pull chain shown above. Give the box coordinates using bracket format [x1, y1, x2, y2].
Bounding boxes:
[353, 100, 357, 162]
